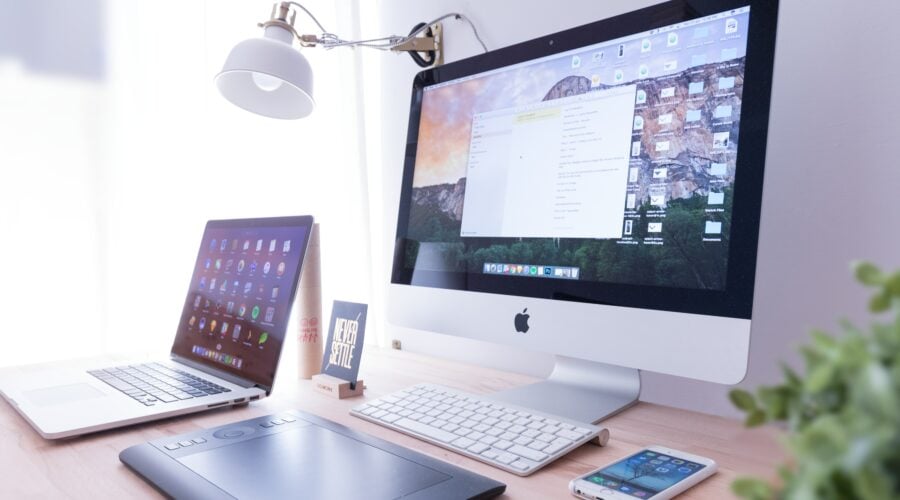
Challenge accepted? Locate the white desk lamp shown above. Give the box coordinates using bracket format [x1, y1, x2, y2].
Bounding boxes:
[216, 1, 486, 120]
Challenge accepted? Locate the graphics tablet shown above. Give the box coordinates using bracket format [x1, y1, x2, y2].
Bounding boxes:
[120, 410, 506, 499]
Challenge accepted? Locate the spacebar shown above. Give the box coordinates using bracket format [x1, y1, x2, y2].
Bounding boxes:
[394, 418, 457, 443]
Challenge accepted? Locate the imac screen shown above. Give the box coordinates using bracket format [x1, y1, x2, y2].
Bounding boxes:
[393, 2, 776, 318]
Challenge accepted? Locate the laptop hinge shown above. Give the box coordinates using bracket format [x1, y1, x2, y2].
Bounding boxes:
[170, 354, 269, 392]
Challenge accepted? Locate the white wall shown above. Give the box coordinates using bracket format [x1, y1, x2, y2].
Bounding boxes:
[373, 0, 900, 417]
[0, 1, 374, 367]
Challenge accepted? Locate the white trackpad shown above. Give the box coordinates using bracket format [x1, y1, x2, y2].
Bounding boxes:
[25, 383, 107, 406]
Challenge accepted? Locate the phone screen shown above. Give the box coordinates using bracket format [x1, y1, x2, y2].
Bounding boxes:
[581, 449, 707, 498]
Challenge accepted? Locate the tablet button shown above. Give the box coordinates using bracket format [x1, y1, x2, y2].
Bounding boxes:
[213, 426, 255, 439]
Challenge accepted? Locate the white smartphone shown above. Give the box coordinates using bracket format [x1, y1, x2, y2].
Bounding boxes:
[569, 445, 717, 500]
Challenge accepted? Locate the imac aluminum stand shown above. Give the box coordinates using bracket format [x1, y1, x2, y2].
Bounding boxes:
[491, 356, 640, 425]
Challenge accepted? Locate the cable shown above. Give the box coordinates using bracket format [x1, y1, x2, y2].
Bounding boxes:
[283, 3, 489, 55]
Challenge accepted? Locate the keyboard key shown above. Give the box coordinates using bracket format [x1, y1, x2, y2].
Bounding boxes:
[164, 443, 180, 451]
[468, 443, 490, 454]
[527, 441, 548, 451]
[496, 452, 517, 464]
[543, 441, 570, 455]
[452, 437, 476, 449]
[556, 429, 583, 441]
[508, 444, 548, 462]
[395, 418, 457, 443]
[178, 440, 193, 447]
[510, 459, 533, 472]
[513, 436, 533, 446]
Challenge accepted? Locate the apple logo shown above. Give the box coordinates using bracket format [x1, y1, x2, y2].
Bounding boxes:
[514, 308, 530, 333]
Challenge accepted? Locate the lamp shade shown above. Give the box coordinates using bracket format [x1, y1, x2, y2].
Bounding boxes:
[216, 27, 314, 119]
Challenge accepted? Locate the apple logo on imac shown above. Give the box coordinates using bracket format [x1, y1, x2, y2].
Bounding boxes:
[514, 308, 530, 333]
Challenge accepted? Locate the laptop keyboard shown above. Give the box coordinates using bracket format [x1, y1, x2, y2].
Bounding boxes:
[88, 363, 231, 406]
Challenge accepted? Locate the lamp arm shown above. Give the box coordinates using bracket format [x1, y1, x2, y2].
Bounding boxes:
[261, 2, 488, 63]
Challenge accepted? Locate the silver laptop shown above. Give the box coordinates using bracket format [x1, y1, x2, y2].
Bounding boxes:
[0, 216, 314, 439]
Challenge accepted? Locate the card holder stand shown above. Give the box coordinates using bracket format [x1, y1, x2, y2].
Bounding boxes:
[311, 373, 365, 399]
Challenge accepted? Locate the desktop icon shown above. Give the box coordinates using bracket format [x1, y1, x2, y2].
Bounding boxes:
[265, 307, 275, 322]
[263, 262, 271, 274]
[617, 44, 625, 58]
[231, 239, 238, 251]
[250, 260, 258, 273]
[614, 69, 624, 83]
[635, 89, 647, 105]
[225, 259, 234, 271]
[271, 286, 279, 299]
[571, 55, 581, 69]
[243, 240, 250, 251]
[667, 32, 678, 46]
[283, 240, 291, 252]
[725, 17, 738, 34]
[210, 239, 217, 251]
[641, 38, 651, 52]
[513, 308, 530, 333]
[258, 332, 269, 345]
[199, 277, 207, 290]
[219, 281, 227, 293]
[269, 239, 276, 252]
[227, 301, 235, 314]
[663, 60, 677, 72]
[592, 51, 604, 62]
[204, 258, 211, 270]
[243, 282, 253, 294]
[544, 267, 551, 275]
[713, 132, 730, 149]
[277, 262, 286, 276]
[199, 317, 207, 330]
[210, 320, 217, 333]
[624, 220, 633, 235]
[189, 316, 196, 327]
[220, 239, 228, 252]
[638, 64, 649, 79]
[215, 258, 222, 270]
[238, 304, 247, 317]
[648, 222, 663, 233]
[251, 305, 261, 320]
[633, 116, 644, 130]
[232, 324, 242, 340]
[237, 259, 245, 272]
[256, 239, 263, 251]
[530, 266, 537, 275]
[221, 322, 229, 335]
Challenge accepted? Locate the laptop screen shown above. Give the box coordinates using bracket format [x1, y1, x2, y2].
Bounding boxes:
[170, 216, 313, 390]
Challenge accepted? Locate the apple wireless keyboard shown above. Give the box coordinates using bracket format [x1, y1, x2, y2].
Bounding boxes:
[350, 383, 608, 476]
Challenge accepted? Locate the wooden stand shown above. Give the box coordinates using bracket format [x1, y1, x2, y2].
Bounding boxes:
[311, 373, 365, 399]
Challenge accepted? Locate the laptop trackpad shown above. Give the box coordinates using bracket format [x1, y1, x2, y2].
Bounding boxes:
[178, 424, 451, 499]
[25, 383, 107, 406]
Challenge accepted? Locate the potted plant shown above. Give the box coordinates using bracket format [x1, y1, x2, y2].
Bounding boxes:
[729, 262, 900, 500]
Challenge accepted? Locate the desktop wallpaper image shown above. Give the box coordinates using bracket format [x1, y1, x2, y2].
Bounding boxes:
[403, 16, 748, 291]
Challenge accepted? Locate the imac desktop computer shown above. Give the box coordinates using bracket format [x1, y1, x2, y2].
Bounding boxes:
[387, 0, 778, 426]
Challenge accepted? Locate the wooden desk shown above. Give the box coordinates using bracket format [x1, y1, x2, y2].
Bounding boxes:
[0, 348, 782, 499]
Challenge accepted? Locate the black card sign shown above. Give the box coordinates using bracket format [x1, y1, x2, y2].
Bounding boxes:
[322, 300, 368, 386]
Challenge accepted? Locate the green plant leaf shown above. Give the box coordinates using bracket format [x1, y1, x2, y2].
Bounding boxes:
[805, 363, 835, 393]
[732, 477, 774, 500]
[869, 290, 891, 313]
[885, 271, 900, 296]
[745, 409, 767, 427]
[853, 261, 884, 286]
[730, 389, 758, 412]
